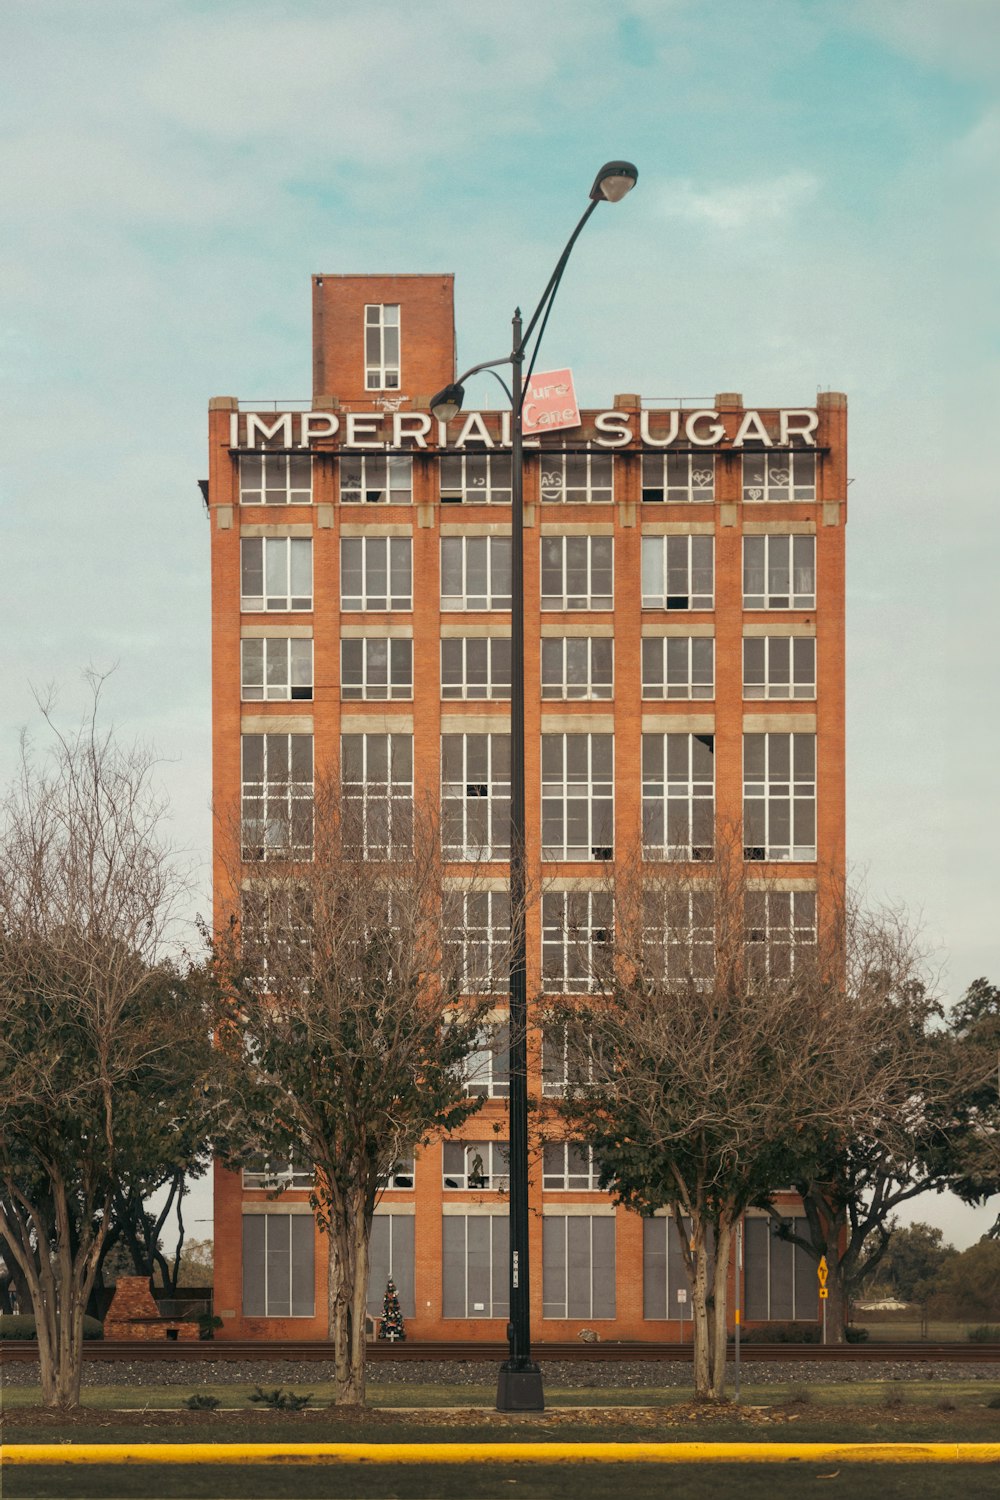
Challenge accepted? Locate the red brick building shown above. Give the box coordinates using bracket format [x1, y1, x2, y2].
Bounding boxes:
[208, 272, 846, 1341]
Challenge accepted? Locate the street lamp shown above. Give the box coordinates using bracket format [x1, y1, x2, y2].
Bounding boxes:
[431, 159, 637, 1413]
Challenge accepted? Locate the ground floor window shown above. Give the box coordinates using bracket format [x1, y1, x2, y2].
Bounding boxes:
[743, 1216, 816, 1320]
[368, 1215, 415, 1319]
[642, 1216, 718, 1321]
[542, 1215, 615, 1320]
[242, 1214, 314, 1318]
[441, 1215, 509, 1319]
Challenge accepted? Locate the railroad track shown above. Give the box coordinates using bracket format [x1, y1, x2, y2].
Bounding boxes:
[4, 1340, 999, 1364]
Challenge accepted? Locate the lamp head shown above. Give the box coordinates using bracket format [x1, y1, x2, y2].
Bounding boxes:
[590, 160, 638, 204]
[429, 382, 465, 423]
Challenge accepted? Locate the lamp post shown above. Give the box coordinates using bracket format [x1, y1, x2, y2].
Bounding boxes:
[431, 160, 637, 1413]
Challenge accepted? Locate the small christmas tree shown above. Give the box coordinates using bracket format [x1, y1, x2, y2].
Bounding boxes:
[378, 1277, 406, 1342]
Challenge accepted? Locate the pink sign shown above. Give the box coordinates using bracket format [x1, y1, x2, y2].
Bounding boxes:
[521, 368, 580, 436]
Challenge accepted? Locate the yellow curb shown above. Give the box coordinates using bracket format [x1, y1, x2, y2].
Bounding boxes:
[3, 1442, 1000, 1465]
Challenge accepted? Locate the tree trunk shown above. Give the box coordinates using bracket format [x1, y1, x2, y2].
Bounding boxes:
[324, 1191, 369, 1404]
[687, 1217, 712, 1399]
[824, 1239, 848, 1344]
[708, 1216, 733, 1401]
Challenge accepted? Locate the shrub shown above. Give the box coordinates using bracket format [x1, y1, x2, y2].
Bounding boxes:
[197, 1313, 224, 1341]
[845, 1325, 869, 1343]
[248, 1386, 313, 1411]
[967, 1325, 1000, 1344]
[185, 1393, 220, 1410]
[739, 1321, 821, 1344]
[0, 1314, 103, 1340]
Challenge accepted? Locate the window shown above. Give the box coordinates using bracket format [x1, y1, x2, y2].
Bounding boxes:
[368, 1215, 415, 1318]
[341, 637, 413, 700]
[541, 637, 613, 699]
[241, 537, 312, 612]
[444, 889, 510, 990]
[440, 452, 512, 504]
[340, 536, 412, 611]
[642, 452, 714, 503]
[461, 1024, 510, 1099]
[241, 637, 313, 701]
[441, 1214, 509, 1319]
[540, 1023, 604, 1098]
[341, 733, 413, 857]
[542, 1142, 602, 1191]
[380, 1155, 415, 1190]
[746, 889, 817, 977]
[442, 1140, 510, 1191]
[538, 451, 613, 503]
[743, 450, 816, 502]
[643, 887, 714, 984]
[242, 1158, 313, 1190]
[643, 1217, 701, 1321]
[641, 734, 714, 861]
[240, 884, 313, 982]
[743, 733, 816, 861]
[541, 536, 613, 611]
[543, 1216, 615, 1320]
[240, 452, 311, 505]
[441, 637, 512, 699]
[441, 536, 511, 611]
[744, 1216, 816, 1319]
[341, 453, 412, 504]
[743, 636, 815, 699]
[441, 734, 511, 859]
[365, 303, 400, 390]
[641, 535, 713, 610]
[241, 734, 313, 860]
[541, 734, 614, 861]
[542, 890, 612, 993]
[743, 536, 815, 610]
[242, 1214, 314, 1317]
[641, 636, 714, 700]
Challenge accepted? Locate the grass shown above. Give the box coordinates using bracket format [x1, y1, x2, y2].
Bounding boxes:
[859, 1317, 994, 1342]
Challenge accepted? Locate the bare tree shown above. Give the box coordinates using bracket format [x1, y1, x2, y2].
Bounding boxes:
[550, 841, 925, 1399]
[212, 780, 497, 1405]
[0, 682, 214, 1407]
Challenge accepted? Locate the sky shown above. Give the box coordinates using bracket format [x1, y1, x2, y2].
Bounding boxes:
[1, 0, 997, 1249]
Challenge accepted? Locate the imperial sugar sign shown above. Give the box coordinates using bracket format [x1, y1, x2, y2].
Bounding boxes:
[521, 368, 580, 436]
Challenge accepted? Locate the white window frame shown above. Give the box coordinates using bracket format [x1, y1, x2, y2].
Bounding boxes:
[641, 636, 714, 700]
[641, 733, 715, 861]
[641, 534, 714, 611]
[340, 453, 412, 504]
[241, 733, 314, 861]
[541, 636, 613, 700]
[743, 636, 816, 700]
[364, 303, 400, 390]
[542, 890, 612, 994]
[461, 1023, 510, 1099]
[442, 1140, 510, 1190]
[340, 637, 413, 700]
[541, 733, 614, 862]
[239, 452, 312, 505]
[445, 889, 510, 991]
[540, 1022, 603, 1098]
[742, 536, 815, 610]
[641, 452, 714, 503]
[440, 452, 512, 505]
[441, 733, 511, 860]
[743, 449, 816, 502]
[241, 536, 313, 613]
[643, 887, 715, 985]
[541, 535, 613, 611]
[340, 732, 413, 857]
[542, 1142, 602, 1191]
[538, 450, 613, 503]
[340, 536, 412, 612]
[380, 1155, 415, 1190]
[746, 889, 817, 977]
[743, 733, 817, 862]
[241, 637, 313, 702]
[242, 1158, 313, 1190]
[440, 636, 512, 699]
[242, 1213, 314, 1318]
[441, 536, 512, 611]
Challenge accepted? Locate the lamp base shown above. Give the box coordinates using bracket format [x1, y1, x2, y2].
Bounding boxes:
[496, 1363, 545, 1412]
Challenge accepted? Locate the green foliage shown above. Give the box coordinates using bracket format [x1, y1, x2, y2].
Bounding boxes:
[927, 1237, 1000, 1320]
[738, 1322, 820, 1344]
[185, 1392, 220, 1410]
[876, 1221, 954, 1302]
[967, 1325, 1000, 1343]
[197, 1312, 224, 1340]
[845, 1324, 870, 1343]
[0, 1314, 103, 1340]
[248, 1386, 313, 1410]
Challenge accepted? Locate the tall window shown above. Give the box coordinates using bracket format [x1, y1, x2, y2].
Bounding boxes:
[440, 637, 511, 699]
[744, 1217, 817, 1319]
[743, 733, 816, 861]
[746, 889, 817, 976]
[643, 1217, 699, 1321]
[538, 451, 613, 503]
[240, 453, 312, 505]
[364, 303, 400, 390]
[241, 734, 313, 860]
[444, 889, 510, 990]
[641, 733, 714, 861]
[340, 536, 412, 611]
[743, 636, 815, 699]
[542, 890, 612, 992]
[440, 453, 512, 504]
[441, 537, 512, 611]
[642, 452, 714, 503]
[743, 450, 816, 502]
[441, 733, 511, 860]
[242, 1214, 314, 1317]
[743, 536, 815, 609]
[641, 535, 714, 610]
[643, 887, 714, 984]
[341, 733, 413, 856]
[541, 637, 613, 699]
[442, 1141, 510, 1191]
[542, 1216, 615, 1320]
[340, 637, 413, 700]
[241, 638, 313, 701]
[367, 1216, 415, 1318]
[541, 536, 613, 611]
[241, 537, 312, 612]
[541, 734, 614, 861]
[641, 636, 714, 700]
[341, 454, 411, 504]
[461, 1025, 510, 1099]
[441, 1214, 509, 1319]
[542, 1142, 602, 1191]
[540, 1022, 603, 1098]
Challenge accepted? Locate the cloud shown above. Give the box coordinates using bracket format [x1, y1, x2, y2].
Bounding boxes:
[655, 172, 819, 231]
